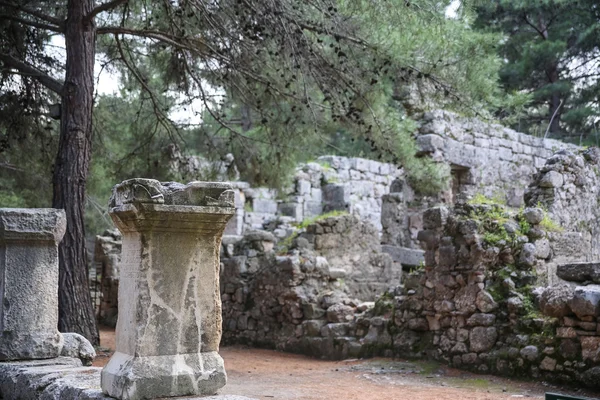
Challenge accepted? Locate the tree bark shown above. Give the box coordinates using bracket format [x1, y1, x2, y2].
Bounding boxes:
[52, 0, 99, 345]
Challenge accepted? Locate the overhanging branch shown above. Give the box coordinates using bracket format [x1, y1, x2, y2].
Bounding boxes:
[86, 0, 128, 22]
[97, 26, 217, 59]
[0, 14, 63, 33]
[0, 1, 63, 26]
[0, 53, 64, 95]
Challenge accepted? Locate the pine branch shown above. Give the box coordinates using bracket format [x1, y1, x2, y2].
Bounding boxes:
[0, 53, 64, 94]
[0, 13, 63, 33]
[97, 27, 216, 58]
[86, 0, 128, 22]
[0, 1, 63, 26]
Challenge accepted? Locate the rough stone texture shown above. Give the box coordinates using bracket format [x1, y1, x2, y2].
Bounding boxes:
[220, 215, 399, 353]
[469, 327, 498, 353]
[0, 357, 258, 400]
[101, 179, 235, 400]
[569, 286, 600, 318]
[60, 333, 96, 366]
[557, 262, 600, 283]
[94, 229, 121, 327]
[381, 245, 425, 267]
[416, 110, 579, 207]
[539, 285, 574, 318]
[0, 208, 66, 361]
[526, 148, 600, 273]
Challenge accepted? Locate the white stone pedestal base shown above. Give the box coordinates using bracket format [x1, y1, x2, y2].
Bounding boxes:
[102, 351, 226, 399]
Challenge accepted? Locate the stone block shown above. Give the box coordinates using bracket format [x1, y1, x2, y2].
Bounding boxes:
[252, 198, 278, 214]
[539, 171, 564, 188]
[381, 245, 425, 267]
[466, 313, 496, 327]
[350, 157, 371, 172]
[303, 201, 323, 219]
[416, 134, 445, 153]
[557, 262, 600, 284]
[297, 179, 311, 195]
[469, 327, 497, 352]
[102, 179, 235, 399]
[423, 207, 449, 230]
[326, 304, 354, 323]
[475, 291, 498, 313]
[303, 320, 326, 337]
[520, 345, 539, 361]
[539, 356, 557, 371]
[278, 202, 303, 222]
[540, 285, 574, 318]
[0, 208, 66, 361]
[581, 337, 600, 362]
[569, 286, 600, 318]
[322, 184, 349, 211]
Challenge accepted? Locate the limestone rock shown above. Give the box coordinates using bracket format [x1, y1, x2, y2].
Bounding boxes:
[539, 171, 564, 188]
[557, 262, 600, 283]
[568, 286, 600, 318]
[475, 291, 498, 313]
[518, 243, 536, 268]
[539, 356, 557, 371]
[519, 345, 539, 361]
[469, 327, 497, 352]
[466, 313, 496, 327]
[507, 297, 524, 315]
[60, 333, 96, 366]
[523, 208, 544, 225]
[326, 304, 354, 323]
[539, 285, 574, 318]
[423, 207, 449, 230]
[533, 238, 551, 259]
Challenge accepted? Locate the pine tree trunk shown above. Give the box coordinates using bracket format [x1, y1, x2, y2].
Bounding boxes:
[52, 0, 99, 345]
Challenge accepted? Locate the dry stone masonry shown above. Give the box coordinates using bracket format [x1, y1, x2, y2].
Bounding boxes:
[220, 214, 399, 350]
[101, 179, 235, 400]
[416, 110, 580, 207]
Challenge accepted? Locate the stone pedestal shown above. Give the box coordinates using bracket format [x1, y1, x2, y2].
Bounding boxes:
[0, 208, 66, 360]
[101, 179, 235, 400]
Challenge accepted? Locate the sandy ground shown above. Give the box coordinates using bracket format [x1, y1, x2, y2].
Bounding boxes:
[93, 327, 599, 400]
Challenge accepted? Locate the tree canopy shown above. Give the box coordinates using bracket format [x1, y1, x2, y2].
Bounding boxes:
[474, 0, 600, 141]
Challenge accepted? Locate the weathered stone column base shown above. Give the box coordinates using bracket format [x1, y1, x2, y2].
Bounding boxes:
[0, 332, 62, 361]
[101, 351, 226, 400]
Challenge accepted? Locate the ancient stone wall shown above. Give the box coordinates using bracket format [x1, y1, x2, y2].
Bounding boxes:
[220, 215, 399, 348]
[220, 204, 600, 389]
[416, 110, 580, 207]
[526, 148, 600, 275]
[241, 157, 404, 233]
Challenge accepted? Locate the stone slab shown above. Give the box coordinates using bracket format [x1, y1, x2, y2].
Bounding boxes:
[382, 245, 425, 267]
[0, 357, 257, 400]
[557, 262, 600, 283]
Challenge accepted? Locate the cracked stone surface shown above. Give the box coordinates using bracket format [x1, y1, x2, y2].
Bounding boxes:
[0, 208, 66, 361]
[101, 179, 235, 400]
[0, 357, 257, 400]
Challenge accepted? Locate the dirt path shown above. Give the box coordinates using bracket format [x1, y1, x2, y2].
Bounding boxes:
[93, 327, 598, 400]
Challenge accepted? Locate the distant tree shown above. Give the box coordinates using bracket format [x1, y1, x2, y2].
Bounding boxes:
[0, 0, 504, 342]
[474, 0, 600, 139]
